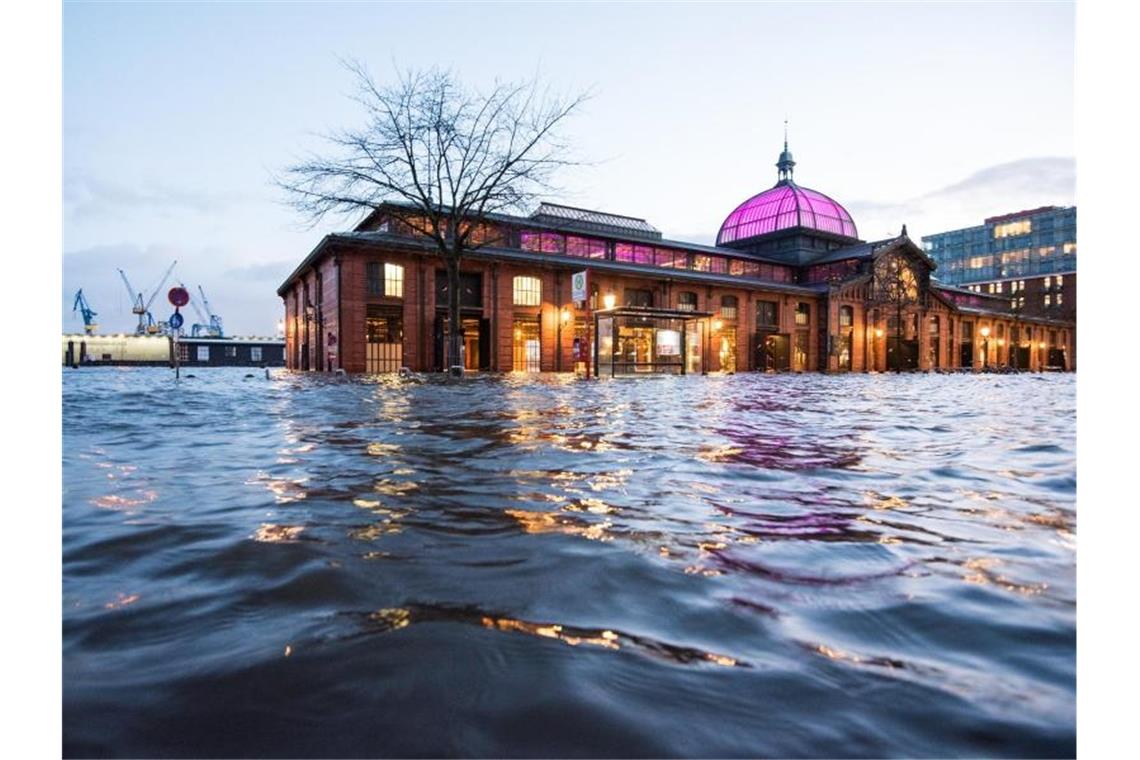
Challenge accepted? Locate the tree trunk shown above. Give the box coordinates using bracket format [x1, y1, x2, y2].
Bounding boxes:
[446, 254, 463, 377]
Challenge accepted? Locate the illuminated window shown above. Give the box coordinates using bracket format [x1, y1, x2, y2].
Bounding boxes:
[795, 303, 810, 326]
[1063, 242, 1076, 255]
[720, 295, 738, 320]
[1056, 274, 1064, 287]
[1044, 276, 1052, 288]
[513, 276, 541, 306]
[677, 291, 697, 312]
[385, 264, 404, 298]
[996, 282, 1003, 294]
[839, 306, 853, 328]
[1056, 293, 1063, 305]
[1044, 294, 1052, 307]
[994, 220, 1032, 238]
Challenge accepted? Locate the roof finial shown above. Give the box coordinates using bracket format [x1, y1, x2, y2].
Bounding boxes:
[776, 120, 795, 183]
[901, 223, 908, 238]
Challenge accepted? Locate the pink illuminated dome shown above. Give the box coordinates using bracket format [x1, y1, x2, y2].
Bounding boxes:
[716, 138, 858, 245]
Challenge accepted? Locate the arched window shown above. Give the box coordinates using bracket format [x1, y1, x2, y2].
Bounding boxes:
[839, 306, 853, 328]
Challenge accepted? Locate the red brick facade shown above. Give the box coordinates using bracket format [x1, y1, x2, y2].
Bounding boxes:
[280, 231, 1075, 375]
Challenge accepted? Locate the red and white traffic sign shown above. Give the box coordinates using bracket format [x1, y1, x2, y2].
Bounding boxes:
[168, 286, 190, 307]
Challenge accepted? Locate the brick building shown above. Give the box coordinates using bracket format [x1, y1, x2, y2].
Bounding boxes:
[278, 141, 1075, 375]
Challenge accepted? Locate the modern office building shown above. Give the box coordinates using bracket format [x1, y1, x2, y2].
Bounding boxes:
[279, 141, 1075, 375]
[922, 206, 1076, 322]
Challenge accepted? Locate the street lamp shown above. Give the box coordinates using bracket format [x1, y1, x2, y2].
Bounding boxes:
[602, 292, 616, 310]
[979, 325, 991, 369]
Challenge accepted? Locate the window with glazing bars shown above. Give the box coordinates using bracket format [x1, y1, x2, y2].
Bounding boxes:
[720, 295, 738, 319]
[795, 303, 810, 326]
[385, 264, 404, 298]
[677, 292, 697, 312]
[366, 262, 382, 295]
[513, 276, 542, 306]
[366, 305, 403, 373]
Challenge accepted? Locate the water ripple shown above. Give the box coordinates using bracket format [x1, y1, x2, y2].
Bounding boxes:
[63, 368, 1075, 758]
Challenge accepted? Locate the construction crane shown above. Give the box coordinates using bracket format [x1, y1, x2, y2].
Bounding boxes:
[72, 289, 98, 335]
[117, 260, 177, 334]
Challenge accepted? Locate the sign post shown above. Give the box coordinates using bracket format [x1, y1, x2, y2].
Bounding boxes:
[168, 286, 190, 379]
[571, 271, 590, 378]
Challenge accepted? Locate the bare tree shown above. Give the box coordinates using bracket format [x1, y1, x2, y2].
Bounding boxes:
[278, 61, 587, 375]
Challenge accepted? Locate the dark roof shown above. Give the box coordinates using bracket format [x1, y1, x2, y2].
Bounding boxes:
[276, 230, 826, 297]
[529, 203, 661, 241]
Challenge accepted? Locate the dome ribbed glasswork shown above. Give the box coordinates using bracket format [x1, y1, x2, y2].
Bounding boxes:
[716, 183, 858, 244]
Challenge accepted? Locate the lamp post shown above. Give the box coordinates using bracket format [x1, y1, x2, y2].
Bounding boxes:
[979, 325, 991, 370]
[874, 327, 884, 372]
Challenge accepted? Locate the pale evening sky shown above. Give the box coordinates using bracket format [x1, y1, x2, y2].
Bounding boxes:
[63, 1, 1074, 336]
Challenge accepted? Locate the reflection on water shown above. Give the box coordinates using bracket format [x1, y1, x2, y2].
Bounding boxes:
[63, 368, 1075, 758]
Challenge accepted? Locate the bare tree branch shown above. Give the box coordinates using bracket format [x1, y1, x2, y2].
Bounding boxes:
[276, 60, 589, 375]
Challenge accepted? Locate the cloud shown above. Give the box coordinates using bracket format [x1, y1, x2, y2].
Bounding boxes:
[845, 156, 1075, 240]
[64, 172, 250, 221]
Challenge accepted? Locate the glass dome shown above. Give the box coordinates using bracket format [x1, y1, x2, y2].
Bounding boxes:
[716, 183, 858, 245]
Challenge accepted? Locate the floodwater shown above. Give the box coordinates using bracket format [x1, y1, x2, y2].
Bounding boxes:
[62, 368, 1076, 758]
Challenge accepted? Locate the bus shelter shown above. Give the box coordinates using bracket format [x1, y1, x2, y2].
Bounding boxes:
[593, 306, 713, 377]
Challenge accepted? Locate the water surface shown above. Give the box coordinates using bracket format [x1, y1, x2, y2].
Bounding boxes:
[62, 369, 1076, 757]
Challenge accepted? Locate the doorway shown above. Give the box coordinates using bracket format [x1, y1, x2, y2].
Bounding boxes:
[756, 333, 790, 371]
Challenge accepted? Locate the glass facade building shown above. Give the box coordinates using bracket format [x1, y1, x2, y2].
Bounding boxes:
[921, 206, 1076, 285]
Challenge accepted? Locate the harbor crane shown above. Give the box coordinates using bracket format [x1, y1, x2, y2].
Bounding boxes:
[193, 284, 222, 334]
[72, 289, 98, 334]
[117, 260, 177, 334]
[181, 282, 223, 334]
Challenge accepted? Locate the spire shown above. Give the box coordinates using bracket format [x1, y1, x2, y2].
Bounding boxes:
[776, 119, 795, 183]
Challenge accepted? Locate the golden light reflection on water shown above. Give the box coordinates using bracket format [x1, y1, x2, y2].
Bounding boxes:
[960, 556, 1049, 595]
[366, 442, 401, 457]
[864, 491, 909, 511]
[91, 490, 158, 511]
[246, 473, 309, 504]
[505, 509, 614, 542]
[362, 605, 743, 667]
[697, 444, 745, 464]
[252, 524, 306, 543]
[482, 616, 621, 650]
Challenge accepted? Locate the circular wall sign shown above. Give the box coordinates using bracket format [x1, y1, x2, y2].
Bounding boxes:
[169, 311, 185, 330]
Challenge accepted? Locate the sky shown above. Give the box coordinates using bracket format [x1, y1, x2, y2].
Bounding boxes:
[63, 1, 1075, 336]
